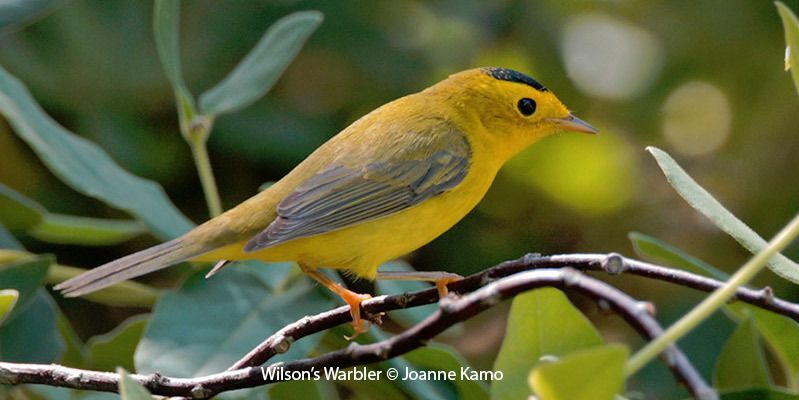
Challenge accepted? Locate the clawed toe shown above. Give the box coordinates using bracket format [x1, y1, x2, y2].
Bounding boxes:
[342, 292, 372, 340]
[435, 274, 463, 298]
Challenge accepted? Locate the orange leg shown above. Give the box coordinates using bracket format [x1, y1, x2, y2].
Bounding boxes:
[375, 271, 463, 298]
[299, 264, 371, 339]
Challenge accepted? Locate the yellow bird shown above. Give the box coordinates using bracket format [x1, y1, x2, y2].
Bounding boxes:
[56, 67, 596, 335]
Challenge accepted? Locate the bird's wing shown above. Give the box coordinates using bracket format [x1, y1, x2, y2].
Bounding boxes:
[244, 127, 470, 251]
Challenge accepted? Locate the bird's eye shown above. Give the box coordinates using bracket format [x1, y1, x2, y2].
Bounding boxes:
[517, 98, 536, 116]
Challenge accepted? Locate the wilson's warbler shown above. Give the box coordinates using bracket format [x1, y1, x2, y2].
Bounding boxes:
[56, 67, 596, 335]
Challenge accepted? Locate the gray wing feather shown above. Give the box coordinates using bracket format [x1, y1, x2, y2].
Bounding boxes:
[244, 133, 470, 252]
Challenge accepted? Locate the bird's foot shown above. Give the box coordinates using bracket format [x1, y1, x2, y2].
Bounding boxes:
[297, 264, 375, 339]
[435, 273, 463, 298]
[375, 270, 463, 298]
[340, 290, 372, 340]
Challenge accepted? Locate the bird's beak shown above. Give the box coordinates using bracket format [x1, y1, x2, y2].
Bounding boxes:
[547, 114, 599, 134]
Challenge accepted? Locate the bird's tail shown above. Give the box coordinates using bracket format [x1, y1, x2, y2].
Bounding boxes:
[55, 237, 208, 297]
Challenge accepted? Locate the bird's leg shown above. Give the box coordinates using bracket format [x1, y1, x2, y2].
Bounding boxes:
[375, 271, 463, 298]
[299, 264, 371, 339]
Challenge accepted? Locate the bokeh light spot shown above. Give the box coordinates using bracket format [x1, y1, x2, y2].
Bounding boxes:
[561, 13, 663, 100]
[503, 128, 636, 215]
[662, 81, 731, 156]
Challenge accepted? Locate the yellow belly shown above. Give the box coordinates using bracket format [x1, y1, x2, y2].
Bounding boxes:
[196, 159, 498, 279]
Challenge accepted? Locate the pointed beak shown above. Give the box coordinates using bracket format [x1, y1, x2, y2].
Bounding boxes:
[548, 114, 599, 134]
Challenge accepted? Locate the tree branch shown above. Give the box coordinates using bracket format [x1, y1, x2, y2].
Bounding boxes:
[3, 266, 716, 399]
[496, 253, 799, 320]
[231, 252, 799, 370]
[6, 253, 796, 399]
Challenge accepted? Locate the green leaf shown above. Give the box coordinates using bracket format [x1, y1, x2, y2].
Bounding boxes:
[335, 370, 407, 400]
[269, 380, 339, 400]
[135, 268, 334, 377]
[56, 312, 86, 368]
[629, 231, 727, 280]
[47, 264, 159, 308]
[0, 289, 64, 363]
[0, 66, 194, 240]
[0, 184, 43, 231]
[198, 11, 323, 116]
[529, 344, 629, 400]
[153, 0, 192, 102]
[647, 147, 799, 283]
[18, 385, 122, 400]
[491, 288, 603, 400]
[81, 391, 120, 400]
[17, 385, 81, 400]
[0, 248, 34, 264]
[729, 304, 799, 390]
[365, 328, 450, 400]
[721, 387, 799, 400]
[0, 253, 50, 323]
[87, 315, 148, 372]
[404, 344, 490, 400]
[24, 386, 119, 400]
[777, 2, 799, 95]
[153, 0, 183, 90]
[234, 260, 294, 292]
[28, 213, 146, 246]
[0, 184, 146, 246]
[118, 368, 154, 400]
[316, 326, 410, 400]
[153, 0, 197, 139]
[0, 289, 19, 326]
[714, 312, 771, 390]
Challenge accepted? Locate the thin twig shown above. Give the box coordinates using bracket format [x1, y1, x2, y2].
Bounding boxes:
[231, 252, 799, 370]
[1, 268, 714, 398]
[189, 136, 222, 217]
[515, 253, 799, 320]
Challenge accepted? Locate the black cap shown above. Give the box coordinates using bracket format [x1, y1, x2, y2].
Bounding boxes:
[483, 67, 548, 92]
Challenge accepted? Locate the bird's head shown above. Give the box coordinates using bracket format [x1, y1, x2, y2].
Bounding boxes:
[430, 67, 597, 160]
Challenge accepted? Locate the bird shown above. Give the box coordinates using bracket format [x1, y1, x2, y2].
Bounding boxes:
[55, 67, 597, 336]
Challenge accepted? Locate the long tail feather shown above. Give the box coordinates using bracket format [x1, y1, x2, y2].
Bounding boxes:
[55, 238, 206, 297]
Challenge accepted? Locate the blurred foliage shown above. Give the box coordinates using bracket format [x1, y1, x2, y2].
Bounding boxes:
[0, 1, 798, 399]
[713, 312, 771, 391]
